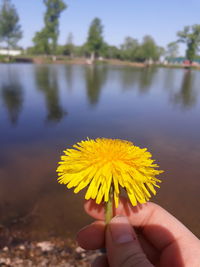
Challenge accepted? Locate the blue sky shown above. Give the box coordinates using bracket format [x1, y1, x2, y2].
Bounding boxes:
[11, 0, 200, 55]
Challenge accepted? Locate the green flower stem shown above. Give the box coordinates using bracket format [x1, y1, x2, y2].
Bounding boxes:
[105, 186, 113, 224]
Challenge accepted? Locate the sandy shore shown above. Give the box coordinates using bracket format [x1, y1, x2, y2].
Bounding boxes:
[2, 56, 200, 69]
[31, 57, 146, 67]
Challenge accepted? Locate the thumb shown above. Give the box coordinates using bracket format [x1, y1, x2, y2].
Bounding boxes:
[106, 216, 153, 267]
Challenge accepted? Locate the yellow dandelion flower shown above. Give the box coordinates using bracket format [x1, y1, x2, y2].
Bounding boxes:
[57, 138, 163, 207]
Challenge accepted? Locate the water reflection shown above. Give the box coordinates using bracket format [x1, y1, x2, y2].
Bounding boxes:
[65, 65, 73, 91]
[85, 65, 108, 105]
[163, 68, 176, 92]
[0, 71, 23, 125]
[0, 64, 200, 239]
[35, 66, 67, 122]
[120, 67, 140, 91]
[139, 67, 157, 93]
[120, 67, 157, 93]
[172, 71, 196, 109]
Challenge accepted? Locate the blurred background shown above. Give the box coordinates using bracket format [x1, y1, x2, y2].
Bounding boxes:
[0, 0, 200, 266]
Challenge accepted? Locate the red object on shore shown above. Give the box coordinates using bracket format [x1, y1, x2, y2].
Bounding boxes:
[183, 60, 191, 66]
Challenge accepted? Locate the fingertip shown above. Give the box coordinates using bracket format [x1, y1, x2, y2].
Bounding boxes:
[76, 221, 106, 250]
[83, 197, 146, 220]
[91, 254, 109, 267]
[106, 215, 152, 267]
[84, 199, 105, 220]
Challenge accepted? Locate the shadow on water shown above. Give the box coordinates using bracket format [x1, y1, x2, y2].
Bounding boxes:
[0, 70, 24, 125]
[35, 65, 67, 122]
[85, 65, 108, 106]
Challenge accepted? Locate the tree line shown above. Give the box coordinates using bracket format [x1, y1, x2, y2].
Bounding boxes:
[1, 0, 200, 62]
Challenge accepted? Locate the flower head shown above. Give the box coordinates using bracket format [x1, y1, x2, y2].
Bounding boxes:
[57, 138, 163, 207]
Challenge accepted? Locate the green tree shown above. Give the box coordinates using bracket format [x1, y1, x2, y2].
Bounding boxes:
[101, 43, 121, 59]
[63, 32, 74, 56]
[32, 30, 50, 54]
[157, 46, 165, 59]
[33, 0, 67, 54]
[120, 36, 139, 61]
[0, 0, 22, 49]
[139, 35, 159, 62]
[73, 45, 87, 57]
[166, 42, 179, 58]
[86, 17, 104, 60]
[135, 35, 164, 62]
[177, 25, 200, 62]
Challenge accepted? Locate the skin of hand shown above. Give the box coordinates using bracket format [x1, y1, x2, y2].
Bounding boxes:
[76, 197, 200, 267]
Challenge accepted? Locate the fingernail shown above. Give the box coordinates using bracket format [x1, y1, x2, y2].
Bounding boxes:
[109, 216, 136, 244]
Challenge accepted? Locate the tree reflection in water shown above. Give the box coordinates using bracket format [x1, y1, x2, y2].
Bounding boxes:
[1, 71, 23, 125]
[0, 65, 200, 240]
[85, 65, 108, 106]
[120, 67, 141, 91]
[65, 65, 74, 91]
[120, 66, 157, 93]
[139, 67, 157, 93]
[173, 70, 197, 109]
[35, 65, 67, 122]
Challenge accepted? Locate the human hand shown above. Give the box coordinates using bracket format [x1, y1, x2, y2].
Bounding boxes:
[77, 197, 200, 267]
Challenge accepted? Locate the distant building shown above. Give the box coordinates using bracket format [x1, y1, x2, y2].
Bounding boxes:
[167, 57, 185, 64]
[0, 49, 22, 56]
[167, 57, 200, 65]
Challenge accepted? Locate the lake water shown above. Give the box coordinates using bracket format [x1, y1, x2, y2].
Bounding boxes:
[0, 63, 200, 239]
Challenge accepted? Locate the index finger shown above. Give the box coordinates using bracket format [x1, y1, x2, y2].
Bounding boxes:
[84, 197, 198, 251]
